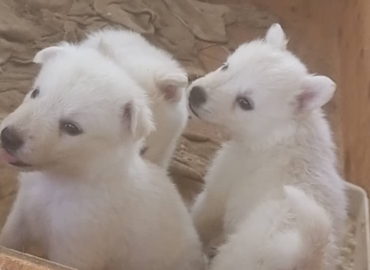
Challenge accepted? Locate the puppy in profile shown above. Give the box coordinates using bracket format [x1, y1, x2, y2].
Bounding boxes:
[188, 24, 347, 270]
[0, 43, 205, 270]
[81, 29, 189, 170]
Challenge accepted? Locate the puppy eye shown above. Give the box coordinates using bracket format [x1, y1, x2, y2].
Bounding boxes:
[31, 88, 40, 99]
[60, 121, 83, 136]
[221, 63, 229, 71]
[236, 96, 253, 111]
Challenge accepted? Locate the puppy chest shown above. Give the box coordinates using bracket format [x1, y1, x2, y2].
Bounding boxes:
[21, 185, 54, 248]
[23, 183, 102, 245]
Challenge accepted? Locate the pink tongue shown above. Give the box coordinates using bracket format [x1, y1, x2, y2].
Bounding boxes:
[0, 149, 18, 164]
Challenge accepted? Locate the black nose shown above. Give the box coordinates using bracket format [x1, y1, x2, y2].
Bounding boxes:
[1, 127, 24, 152]
[189, 86, 207, 107]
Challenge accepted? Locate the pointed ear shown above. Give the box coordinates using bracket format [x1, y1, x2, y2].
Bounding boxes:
[156, 73, 188, 103]
[97, 39, 115, 59]
[265, 23, 288, 50]
[33, 46, 66, 64]
[295, 75, 336, 112]
[123, 98, 155, 141]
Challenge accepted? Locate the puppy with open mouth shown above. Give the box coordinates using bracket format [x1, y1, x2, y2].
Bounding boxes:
[0, 39, 205, 270]
[189, 24, 347, 270]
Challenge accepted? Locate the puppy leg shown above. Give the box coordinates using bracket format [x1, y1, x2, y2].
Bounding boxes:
[192, 191, 225, 249]
[143, 135, 178, 169]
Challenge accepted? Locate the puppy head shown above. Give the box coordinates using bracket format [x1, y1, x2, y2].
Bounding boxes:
[188, 24, 335, 143]
[90, 35, 189, 105]
[0, 44, 154, 172]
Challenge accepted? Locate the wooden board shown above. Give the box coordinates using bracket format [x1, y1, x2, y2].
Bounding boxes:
[0, 247, 74, 270]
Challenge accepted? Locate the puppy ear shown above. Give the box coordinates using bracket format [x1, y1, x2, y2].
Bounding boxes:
[33, 46, 65, 64]
[123, 98, 155, 141]
[264, 23, 288, 50]
[295, 75, 336, 112]
[157, 73, 188, 103]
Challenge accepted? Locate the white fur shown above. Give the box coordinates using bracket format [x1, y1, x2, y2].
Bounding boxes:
[210, 186, 332, 270]
[81, 29, 189, 170]
[0, 45, 204, 270]
[189, 24, 347, 270]
[264, 23, 288, 50]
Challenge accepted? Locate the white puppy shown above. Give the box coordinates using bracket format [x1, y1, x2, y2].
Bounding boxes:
[0, 43, 204, 270]
[81, 29, 189, 170]
[188, 24, 347, 270]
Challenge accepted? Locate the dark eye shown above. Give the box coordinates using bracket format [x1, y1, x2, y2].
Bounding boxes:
[60, 121, 83, 136]
[236, 96, 253, 111]
[221, 63, 229, 71]
[31, 88, 40, 99]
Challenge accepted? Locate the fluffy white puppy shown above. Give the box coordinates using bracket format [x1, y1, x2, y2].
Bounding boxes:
[0, 43, 204, 270]
[81, 29, 189, 170]
[188, 23, 347, 270]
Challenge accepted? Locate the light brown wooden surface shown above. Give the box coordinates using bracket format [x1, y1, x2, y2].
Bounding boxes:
[339, 0, 370, 195]
[0, 247, 74, 270]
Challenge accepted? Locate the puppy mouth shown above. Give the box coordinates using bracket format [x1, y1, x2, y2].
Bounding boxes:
[0, 148, 32, 168]
[9, 161, 32, 168]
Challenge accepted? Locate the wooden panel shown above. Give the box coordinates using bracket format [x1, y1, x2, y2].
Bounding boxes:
[0, 247, 74, 270]
[339, 0, 370, 194]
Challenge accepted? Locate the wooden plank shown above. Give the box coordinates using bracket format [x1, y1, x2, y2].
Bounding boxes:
[0, 247, 75, 270]
[339, 0, 370, 195]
